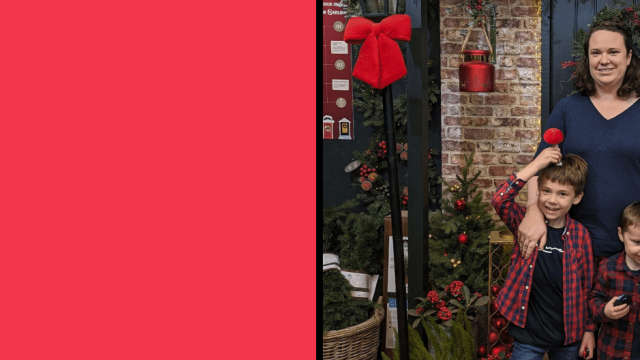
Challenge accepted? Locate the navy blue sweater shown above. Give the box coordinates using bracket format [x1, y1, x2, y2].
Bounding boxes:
[535, 93, 640, 257]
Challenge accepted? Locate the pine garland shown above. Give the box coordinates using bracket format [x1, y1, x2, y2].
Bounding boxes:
[323, 199, 360, 254]
[338, 203, 387, 274]
[323, 270, 376, 333]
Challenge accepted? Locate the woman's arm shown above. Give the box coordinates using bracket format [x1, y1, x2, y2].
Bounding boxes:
[517, 176, 547, 259]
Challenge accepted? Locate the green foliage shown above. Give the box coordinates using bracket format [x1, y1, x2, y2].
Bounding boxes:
[428, 152, 506, 293]
[420, 311, 475, 360]
[384, 325, 435, 360]
[570, 28, 589, 60]
[323, 270, 376, 333]
[323, 199, 360, 253]
[383, 309, 476, 360]
[338, 203, 387, 274]
[345, 0, 409, 19]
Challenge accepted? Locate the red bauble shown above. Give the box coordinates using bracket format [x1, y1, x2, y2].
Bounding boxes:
[454, 198, 467, 211]
[490, 284, 502, 296]
[491, 315, 507, 330]
[488, 330, 499, 344]
[543, 127, 564, 145]
[477, 344, 488, 357]
[490, 344, 508, 357]
[458, 233, 470, 245]
[490, 301, 499, 314]
[500, 331, 513, 344]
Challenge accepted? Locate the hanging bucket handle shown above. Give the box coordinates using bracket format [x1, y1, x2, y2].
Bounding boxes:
[460, 24, 493, 58]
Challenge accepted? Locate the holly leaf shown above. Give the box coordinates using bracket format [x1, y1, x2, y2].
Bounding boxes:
[442, 319, 453, 326]
[475, 296, 490, 306]
[412, 317, 421, 328]
[449, 299, 463, 308]
[408, 309, 420, 317]
[425, 309, 437, 316]
[415, 297, 425, 302]
[469, 294, 478, 304]
[463, 286, 471, 304]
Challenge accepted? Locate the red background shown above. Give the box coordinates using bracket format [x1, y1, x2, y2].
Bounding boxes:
[0, 1, 315, 358]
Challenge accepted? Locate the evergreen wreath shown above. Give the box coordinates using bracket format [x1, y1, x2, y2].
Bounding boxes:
[560, 1, 640, 91]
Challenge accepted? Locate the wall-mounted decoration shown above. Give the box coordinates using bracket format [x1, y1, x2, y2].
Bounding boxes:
[322, 0, 354, 140]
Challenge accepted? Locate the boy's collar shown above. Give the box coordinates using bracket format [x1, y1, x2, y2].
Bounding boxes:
[544, 212, 570, 236]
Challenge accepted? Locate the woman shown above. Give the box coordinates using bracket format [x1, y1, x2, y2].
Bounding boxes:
[515, 20, 640, 360]
[518, 20, 640, 262]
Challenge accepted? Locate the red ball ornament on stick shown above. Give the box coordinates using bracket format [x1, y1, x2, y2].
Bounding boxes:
[489, 330, 499, 344]
[490, 284, 502, 296]
[543, 128, 565, 166]
[458, 233, 470, 245]
[478, 343, 488, 357]
[543, 127, 564, 145]
[454, 198, 467, 211]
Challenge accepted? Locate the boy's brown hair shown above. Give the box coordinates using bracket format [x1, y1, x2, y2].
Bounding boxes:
[537, 154, 588, 195]
[620, 201, 640, 233]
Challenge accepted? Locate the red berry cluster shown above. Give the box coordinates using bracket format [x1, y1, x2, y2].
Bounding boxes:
[377, 141, 387, 158]
[626, 7, 640, 27]
[426, 290, 440, 304]
[359, 164, 376, 177]
[437, 307, 452, 321]
[446, 280, 464, 297]
[474, 292, 482, 298]
[480, 355, 502, 360]
[401, 194, 408, 206]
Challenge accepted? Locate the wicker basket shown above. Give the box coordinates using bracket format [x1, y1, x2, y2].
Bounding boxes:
[323, 297, 385, 360]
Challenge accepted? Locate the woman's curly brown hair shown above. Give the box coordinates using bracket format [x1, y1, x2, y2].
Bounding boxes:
[574, 20, 640, 98]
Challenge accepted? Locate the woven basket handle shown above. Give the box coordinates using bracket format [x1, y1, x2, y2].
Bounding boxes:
[460, 24, 493, 55]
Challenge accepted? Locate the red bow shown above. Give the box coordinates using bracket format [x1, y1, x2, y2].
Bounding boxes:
[344, 15, 411, 89]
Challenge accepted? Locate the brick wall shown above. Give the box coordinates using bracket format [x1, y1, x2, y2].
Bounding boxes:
[440, 0, 542, 218]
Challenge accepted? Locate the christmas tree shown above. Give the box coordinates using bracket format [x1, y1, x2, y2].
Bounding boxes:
[428, 152, 504, 294]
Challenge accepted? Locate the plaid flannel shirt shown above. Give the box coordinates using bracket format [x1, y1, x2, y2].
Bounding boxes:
[491, 173, 596, 345]
[588, 252, 639, 360]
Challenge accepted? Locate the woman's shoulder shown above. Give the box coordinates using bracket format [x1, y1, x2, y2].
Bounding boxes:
[559, 92, 589, 105]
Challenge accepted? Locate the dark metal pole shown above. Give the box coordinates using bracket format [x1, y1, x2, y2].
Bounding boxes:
[383, 84, 409, 360]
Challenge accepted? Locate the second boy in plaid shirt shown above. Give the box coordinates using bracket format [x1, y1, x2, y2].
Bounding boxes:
[589, 201, 640, 360]
[491, 147, 595, 359]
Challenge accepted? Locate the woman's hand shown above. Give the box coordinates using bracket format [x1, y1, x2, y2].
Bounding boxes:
[604, 296, 630, 320]
[579, 331, 595, 359]
[517, 204, 547, 259]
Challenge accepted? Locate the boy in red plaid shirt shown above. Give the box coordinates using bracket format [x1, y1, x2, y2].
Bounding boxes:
[588, 201, 640, 360]
[491, 148, 595, 359]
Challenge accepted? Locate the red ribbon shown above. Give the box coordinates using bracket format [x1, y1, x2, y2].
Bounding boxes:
[344, 15, 411, 89]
